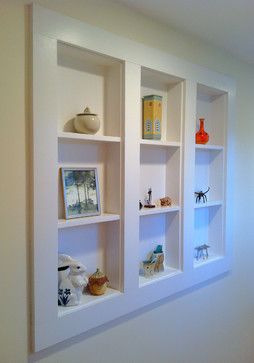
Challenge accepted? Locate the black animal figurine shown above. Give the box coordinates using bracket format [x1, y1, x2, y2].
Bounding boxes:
[195, 244, 210, 260]
[195, 187, 210, 203]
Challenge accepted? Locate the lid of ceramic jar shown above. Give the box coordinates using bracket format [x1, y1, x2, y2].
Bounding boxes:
[77, 107, 97, 116]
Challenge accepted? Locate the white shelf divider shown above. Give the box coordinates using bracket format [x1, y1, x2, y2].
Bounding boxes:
[193, 254, 223, 268]
[139, 205, 180, 216]
[58, 213, 120, 229]
[195, 144, 224, 151]
[194, 200, 223, 209]
[58, 288, 122, 317]
[139, 266, 181, 287]
[140, 139, 181, 148]
[58, 131, 121, 144]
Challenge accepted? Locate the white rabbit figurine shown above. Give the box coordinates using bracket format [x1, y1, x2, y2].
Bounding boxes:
[58, 254, 88, 307]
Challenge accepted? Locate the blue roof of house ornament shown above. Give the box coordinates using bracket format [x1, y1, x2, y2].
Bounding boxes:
[154, 245, 163, 254]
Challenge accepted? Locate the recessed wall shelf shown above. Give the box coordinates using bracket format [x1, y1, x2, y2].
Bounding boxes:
[194, 200, 223, 209]
[58, 131, 121, 144]
[139, 205, 180, 216]
[195, 144, 224, 151]
[58, 288, 122, 317]
[140, 139, 181, 148]
[32, 5, 235, 351]
[139, 266, 181, 287]
[58, 213, 120, 229]
[194, 254, 223, 268]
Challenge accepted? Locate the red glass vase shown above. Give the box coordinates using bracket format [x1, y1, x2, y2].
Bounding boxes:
[195, 118, 209, 144]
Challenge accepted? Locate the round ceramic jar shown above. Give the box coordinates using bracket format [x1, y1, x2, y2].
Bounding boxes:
[88, 268, 109, 296]
[74, 107, 100, 134]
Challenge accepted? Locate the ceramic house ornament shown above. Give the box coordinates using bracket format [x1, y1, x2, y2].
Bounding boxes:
[152, 245, 164, 272]
[142, 245, 164, 277]
[58, 254, 88, 307]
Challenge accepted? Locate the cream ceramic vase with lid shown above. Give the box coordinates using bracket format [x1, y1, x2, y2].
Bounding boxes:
[74, 106, 100, 134]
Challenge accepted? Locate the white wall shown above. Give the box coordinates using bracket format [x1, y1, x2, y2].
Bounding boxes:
[1, 1, 254, 362]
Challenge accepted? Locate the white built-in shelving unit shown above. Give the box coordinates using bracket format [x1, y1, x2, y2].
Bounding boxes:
[32, 5, 235, 351]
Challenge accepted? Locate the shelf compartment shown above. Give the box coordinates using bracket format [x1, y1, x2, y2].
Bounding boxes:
[139, 266, 181, 287]
[58, 288, 122, 317]
[139, 212, 181, 286]
[58, 213, 120, 229]
[140, 145, 181, 207]
[196, 84, 227, 146]
[58, 142, 121, 219]
[194, 205, 224, 267]
[194, 200, 223, 209]
[58, 221, 121, 303]
[141, 67, 183, 143]
[57, 42, 122, 137]
[194, 254, 223, 268]
[58, 132, 121, 144]
[195, 148, 224, 202]
[140, 139, 181, 148]
[195, 144, 224, 151]
[139, 205, 180, 216]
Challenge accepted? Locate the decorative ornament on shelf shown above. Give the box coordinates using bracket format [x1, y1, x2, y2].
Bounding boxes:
[88, 268, 109, 296]
[142, 259, 156, 276]
[143, 95, 162, 140]
[58, 254, 88, 307]
[195, 244, 210, 261]
[144, 187, 155, 208]
[74, 106, 100, 134]
[142, 244, 164, 277]
[195, 187, 210, 203]
[195, 118, 209, 144]
[160, 196, 172, 207]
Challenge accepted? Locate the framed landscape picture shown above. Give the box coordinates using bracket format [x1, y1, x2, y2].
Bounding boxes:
[61, 168, 101, 219]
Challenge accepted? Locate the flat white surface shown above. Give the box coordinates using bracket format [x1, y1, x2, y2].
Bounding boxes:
[195, 144, 224, 151]
[139, 205, 180, 216]
[58, 213, 120, 228]
[140, 139, 181, 147]
[193, 253, 223, 268]
[58, 132, 121, 143]
[194, 200, 223, 209]
[114, 0, 254, 64]
[58, 288, 121, 317]
[139, 266, 181, 287]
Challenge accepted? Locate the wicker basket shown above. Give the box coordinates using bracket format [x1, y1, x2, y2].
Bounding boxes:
[88, 268, 109, 296]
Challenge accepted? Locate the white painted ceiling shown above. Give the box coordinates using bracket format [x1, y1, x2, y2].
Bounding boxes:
[113, 0, 254, 64]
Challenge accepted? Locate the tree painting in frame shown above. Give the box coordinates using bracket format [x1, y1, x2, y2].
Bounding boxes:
[61, 168, 101, 219]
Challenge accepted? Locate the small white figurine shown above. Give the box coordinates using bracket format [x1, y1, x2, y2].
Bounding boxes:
[58, 254, 88, 307]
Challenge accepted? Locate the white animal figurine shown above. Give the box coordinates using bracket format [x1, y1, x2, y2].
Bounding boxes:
[58, 254, 88, 307]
